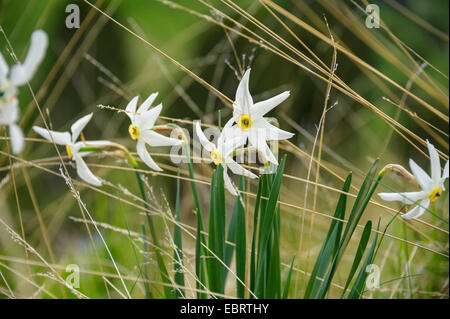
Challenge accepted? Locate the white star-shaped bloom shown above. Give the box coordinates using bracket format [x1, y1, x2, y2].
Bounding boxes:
[125, 93, 182, 171]
[378, 141, 449, 220]
[1, 30, 48, 154]
[195, 121, 257, 196]
[223, 69, 294, 165]
[33, 113, 111, 186]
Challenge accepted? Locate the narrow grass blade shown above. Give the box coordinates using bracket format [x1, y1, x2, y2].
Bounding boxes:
[235, 176, 247, 298]
[173, 170, 185, 298]
[195, 204, 207, 299]
[282, 257, 295, 299]
[215, 164, 226, 295]
[250, 177, 263, 295]
[182, 142, 207, 298]
[207, 170, 217, 294]
[223, 198, 238, 287]
[135, 171, 173, 298]
[267, 207, 281, 298]
[340, 220, 372, 298]
[316, 160, 381, 298]
[255, 156, 286, 296]
[347, 220, 380, 299]
[304, 173, 352, 298]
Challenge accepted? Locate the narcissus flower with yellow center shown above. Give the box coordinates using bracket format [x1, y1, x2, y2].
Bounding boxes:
[124, 93, 182, 171]
[0, 30, 48, 154]
[224, 69, 294, 165]
[195, 121, 257, 196]
[378, 141, 449, 220]
[33, 113, 111, 186]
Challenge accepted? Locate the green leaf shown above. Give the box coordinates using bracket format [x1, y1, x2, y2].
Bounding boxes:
[316, 159, 382, 298]
[207, 170, 217, 294]
[173, 171, 185, 298]
[347, 220, 380, 299]
[340, 220, 372, 298]
[195, 205, 207, 299]
[223, 198, 238, 287]
[135, 171, 173, 298]
[235, 176, 247, 298]
[215, 165, 227, 295]
[255, 156, 286, 296]
[282, 257, 295, 299]
[250, 177, 263, 295]
[304, 172, 351, 298]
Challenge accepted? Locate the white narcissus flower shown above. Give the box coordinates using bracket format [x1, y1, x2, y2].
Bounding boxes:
[224, 69, 294, 165]
[125, 93, 182, 171]
[378, 141, 449, 220]
[1, 30, 48, 154]
[33, 113, 111, 186]
[195, 121, 257, 196]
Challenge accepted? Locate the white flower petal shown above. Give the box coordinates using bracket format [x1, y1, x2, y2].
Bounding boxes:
[252, 91, 290, 118]
[136, 103, 162, 129]
[194, 121, 215, 152]
[235, 69, 253, 114]
[223, 169, 238, 196]
[232, 103, 243, 119]
[221, 135, 247, 157]
[402, 199, 430, 220]
[10, 30, 48, 86]
[71, 113, 93, 143]
[73, 154, 102, 186]
[0, 51, 8, 79]
[125, 96, 139, 122]
[226, 158, 258, 179]
[33, 126, 71, 145]
[254, 118, 294, 141]
[9, 123, 24, 154]
[248, 131, 278, 165]
[141, 130, 182, 147]
[137, 92, 158, 113]
[221, 118, 243, 141]
[441, 160, 449, 187]
[409, 158, 432, 192]
[378, 191, 426, 205]
[0, 99, 19, 125]
[218, 117, 238, 145]
[427, 140, 441, 185]
[136, 139, 162, 171]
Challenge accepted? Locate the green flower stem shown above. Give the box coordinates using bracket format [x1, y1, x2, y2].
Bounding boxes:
[78, 147, 102, 153]
[133, 164, 173, 298]
[79, 142, 138, 168]
[91, 141, 172, 297]
[167, 122, 207, 298]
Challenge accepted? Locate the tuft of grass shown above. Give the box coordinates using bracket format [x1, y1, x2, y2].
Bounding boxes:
[305, 160, 383, 298]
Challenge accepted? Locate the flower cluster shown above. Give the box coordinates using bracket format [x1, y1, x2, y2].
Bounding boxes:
[33, 67, 293, 195]
[195, 69, 294, 195]
[1, 30, 48, 154]
[4, 30, 448, 219]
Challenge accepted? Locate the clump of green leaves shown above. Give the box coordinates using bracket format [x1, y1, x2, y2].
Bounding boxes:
[304, 159, 383, 299]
